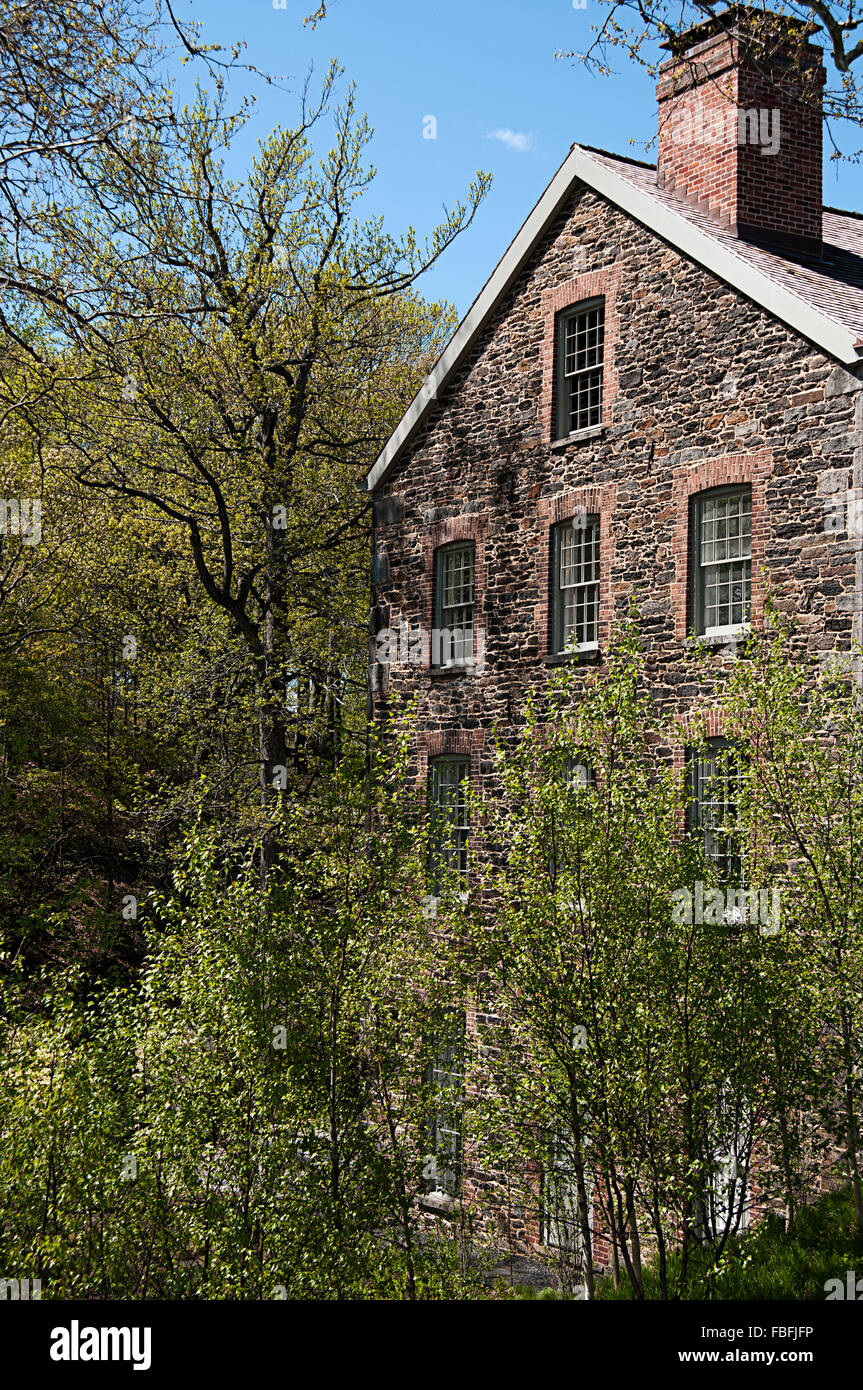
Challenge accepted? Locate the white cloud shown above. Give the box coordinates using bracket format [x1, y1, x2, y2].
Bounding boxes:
[486, 127, 535, 153]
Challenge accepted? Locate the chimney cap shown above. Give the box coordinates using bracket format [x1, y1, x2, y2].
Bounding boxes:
[659, 4, 818, 55]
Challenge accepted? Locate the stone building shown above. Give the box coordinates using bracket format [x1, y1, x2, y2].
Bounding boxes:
[363, 9, 863, 1262]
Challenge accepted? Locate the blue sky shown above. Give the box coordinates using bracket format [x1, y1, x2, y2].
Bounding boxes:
[182, 0, 863, 316]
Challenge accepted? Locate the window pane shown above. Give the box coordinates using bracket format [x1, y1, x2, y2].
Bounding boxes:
[554, 518, 600, 652]
[435, 543, 475, 665]
[442, 546, 474, 609]
[564, 305, 604, 374]
[567, 367, 603, 433]
[698, 491, 752, 631]
[560, 302, 605, 435]
[429, 757, 470, 890]
[689, 741, 745, 884]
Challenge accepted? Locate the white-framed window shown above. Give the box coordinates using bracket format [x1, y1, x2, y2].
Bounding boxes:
[433, 542, 475, 667]
[552, 516, 600, 653]
[556, 300, 605, 437]
[428, 756, 470, 893]
[423, 1016, 465, 1199]
[692, 487, 752, 635]
[549, 754, 595, 884]
[687, 738, 745, 885]
[706, 1093, 752, 1240]
[541, 1130, 591, 1253]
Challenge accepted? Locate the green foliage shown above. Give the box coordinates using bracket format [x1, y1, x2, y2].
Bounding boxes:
[596, 1186, 863, 1300]
[0, 33, 477, 961]
[0, 742, 489, 1299]
[461, 611, 803, 1299]
[0, 8, 493, 1301]
[504, 1283, 561, 1300]
[717, 622, 863, 1229]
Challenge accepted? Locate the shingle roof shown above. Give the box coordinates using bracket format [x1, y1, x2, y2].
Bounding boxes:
[365, 143, 863, 492]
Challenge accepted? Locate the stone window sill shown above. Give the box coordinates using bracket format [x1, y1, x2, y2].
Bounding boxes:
[418, 1191, 460, 1215]
[427, 662, 476, 678]
[684, 627, 750, 653]
[543, 646, 602, 666]
[550, 425, 605, 450]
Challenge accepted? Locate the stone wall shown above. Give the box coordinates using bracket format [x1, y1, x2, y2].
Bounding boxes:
[369, 180, 862, 1257]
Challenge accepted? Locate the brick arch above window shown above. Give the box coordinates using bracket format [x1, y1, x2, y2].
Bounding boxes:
[672, 711, 729, 833]
[671, 451, 772, 641]
[535, 484, 618, 657]
[414, 728, 486, 792]
[540, 265, 622, 443]
[673, 709, 728, 780]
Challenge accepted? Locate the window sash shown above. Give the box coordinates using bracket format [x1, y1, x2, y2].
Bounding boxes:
[434, 543, 475, 666]
[428, 756, 470, 891]
[424, 1019, 465, 1196]
[557, 301, 605, 437]
[693, 489, 752, 634]
[541, 1132, 590, 1251]
[552, 517, 600, 653]
[707, 1094, 751, 1237]
[549, 754, 596, 882]
[688, 740, 745, 885]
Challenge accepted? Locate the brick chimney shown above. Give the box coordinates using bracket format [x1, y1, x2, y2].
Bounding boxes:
[656, 7, 825, 255]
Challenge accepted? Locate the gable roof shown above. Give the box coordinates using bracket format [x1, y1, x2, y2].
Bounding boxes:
[365, 142, 863, 493]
